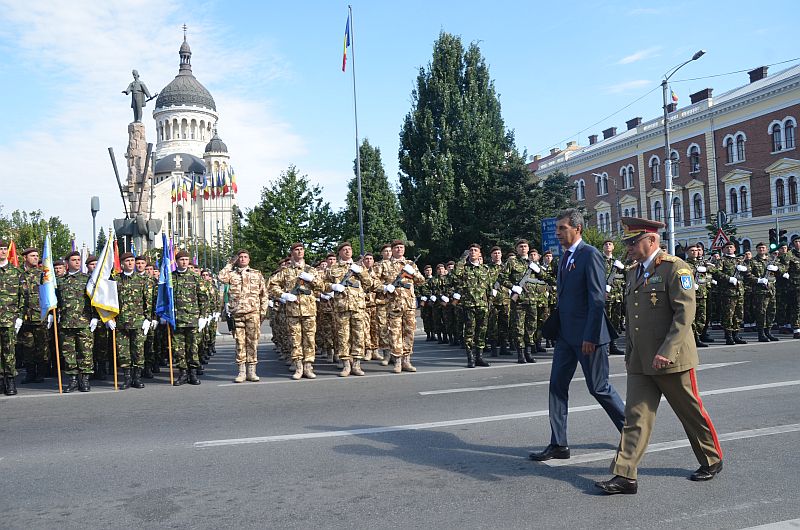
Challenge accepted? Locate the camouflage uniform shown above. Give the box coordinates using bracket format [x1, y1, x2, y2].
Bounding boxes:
[712, 254, 751, 341]
[500, 255, 541, 357]
[18, 265, 49, 371]
[603, 256, 626, 333]
[218, 263, 268, 366]
[142, 272, 158, 373]
[780, 249, 800, 333]
[363, 275, 379, 353]
[746, 253, 780, 339]
[451, 259, 492, 354]
[417, 276, 434, 339]
[114, 271, 152, 370]
[686, 256, 714, 340]
[486, 262, 510, 353]
[372, 258, 426, 366]
[0, 262, 22, 377]
[57, 272, 94, 375]
[372, 270, 390, 352]
[429, 272, 448, 342]
[172, 268, 209, 371]
[534, 261, 557, 350]
[268, 261, 325, 364]
[325, 261, 373, 363]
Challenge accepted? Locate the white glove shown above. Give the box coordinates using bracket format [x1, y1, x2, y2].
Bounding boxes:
[47, 314, 53, 329]
[212, 312, 220, 320]
[491, 289, 498, 297]
[728, 276, 738, 286]
[440, 295, 450, 304]
[151, 319, 158, 329]
[160, 317, 167, 325]
[606, 284, 612, 293]
[697, 266, 707, 273]
[430, 295, 437, 302]
[299, 271, 314, 282]
[402, 264, 415, 275]
[420, 296, 428, 302]
[383, 284, 395, 293]
[736, 264, 748, 272]
[142, 319, 150, 334]
[528, 261, 541, 273]
[511, 285, 523, 295]
[283, 292, 298, 303]
[613, 259, 625, 270]
[711, 280, 718, 285]
[331, 283, 346, 293]
[14, 318, 23, 334]
[326, 291, 335, 298]
[198, 318, 207, 331]
[320, 293, 331, 301]
[783, 273, 790, 279]
[767, 264, 779, 272]
[349, 263, 363, 274]
[268, 300, 274, 308]
[106, 319, 116, 330]
[452, 293, 461, 300]
[757, 278, 768, 285]
[89, 318, 98, 332]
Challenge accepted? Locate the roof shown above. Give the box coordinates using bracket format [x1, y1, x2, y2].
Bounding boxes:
[204, 130, 228, 154]
[154, 152, 206, 175]
[155, 37, 216, 111]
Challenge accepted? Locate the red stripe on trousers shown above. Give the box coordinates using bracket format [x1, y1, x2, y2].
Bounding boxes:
[688, 367, 723, 459]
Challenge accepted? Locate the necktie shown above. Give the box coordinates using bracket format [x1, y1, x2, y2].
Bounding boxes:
[637, 264, 644, 281]
[561, 250, 572, 273]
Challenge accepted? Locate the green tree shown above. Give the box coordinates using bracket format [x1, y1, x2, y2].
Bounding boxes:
[0, 209, 73, 258]
[239, 165, 343, 271]
[706, 214, 737, 243]
[95, 227, 107, 255]
[344, 139, 405, 256]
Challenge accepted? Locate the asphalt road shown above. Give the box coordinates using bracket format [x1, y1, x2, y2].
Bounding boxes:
[2, 325, 799, 529]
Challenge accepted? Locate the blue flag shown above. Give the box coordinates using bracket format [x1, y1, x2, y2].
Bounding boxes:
[39, 234, 58, 319]
[155, 233, 176, 329]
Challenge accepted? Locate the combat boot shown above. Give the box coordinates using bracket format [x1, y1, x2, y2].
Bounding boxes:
[151, 361, 161, 374]
[64, 375, 79, 393]
[535, 339, 546, 353]
[437, 333, 447, 344]
[21, 363, 37, 384]
[372, 349, 384, 361]
[733, 332, 747, 344]
[292, 361, 304, 380]
[352, 359, 365, 376]
[466, 349, 476, 368]
[195, 366, 205, 375]
[364, 349, 372, 361]
[401, 356, 416, 372]
[517, 347, 527, 364]
[142, 364, 154, 379]
[500, 342, 509, 356]
[380, 351, 391, 366]
[724, 331, 735, 345]
[78, 373, 91, 392]
[246, 364, 260, 382]
[489, 342, 498, 358]
[303, 362, 316, 379]
[757, 328, 770, 343]
[765, 328, 780, 341]
[524, 345, 537, 364]
[695, 333, 709, 348]
[173, 369, 188, 386]
[474, 348, 490, 367]
[4, 374, 17, 396]
[188, 368, 201, 385]
[392, 356, 402, 374]
[700, 331, 715, 343]
[131, 368, 145, 389]
[117, 368, 129, 390]
[338, 359, 352, 377]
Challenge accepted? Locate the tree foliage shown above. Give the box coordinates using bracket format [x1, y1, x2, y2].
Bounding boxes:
[239, 166, 344, 272]
[95, 227, 107, 255]
[344, 139, 405, 256]
[0, 207, 73, 258]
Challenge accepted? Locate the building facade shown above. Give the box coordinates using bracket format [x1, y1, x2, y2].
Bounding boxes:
[534, 65, 800, 252]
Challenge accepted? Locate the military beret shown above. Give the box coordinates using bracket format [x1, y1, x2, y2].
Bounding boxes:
[390, 239, 405, 248]
[86, 255, 98, 264]
[135, 255, 148, 262]
[490, 246, 502, 253]
[620, 216, 665, 244]
[793, 235, 800, 243]
[602, 239, 614, 245]
[436, 263, 445, 269]
[65, 251, 80, 260]
[779, 241, 789, 248]
[0, 239, 9, 248]
[468, 243, 481, 250]
[446, 260, 455, 266]
[22, 247, 38, 256]
[290, 242, 304, 251]
[119, 252, 134, 261]
[337, 241, 352, 252]
[236, 249, 250, 256]
[53, 259, 65, 266]
[380, 243, 391, 251]
[514, 238, 529, 247]
[755, 241, 767, 248]
[423, 264, 433, 269]
[363, 252, 373, 258]
[326, 252, 336, 259]
[543, 250, 553, 256]
[175, 250, 190, 260]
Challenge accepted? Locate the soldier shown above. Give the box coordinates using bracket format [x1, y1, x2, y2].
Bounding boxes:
[373, 244, 393, 364]
[429, 263, 448, 344]
[418, 264, 435, 341]
[780, 238, 800, 338]
[372, 239, 426, 373]
[18, 248, 50, 385]
[540, 250, 559, 349]
[218, 249, 269, 383]
[268, 243, 325, 380]
[712, 242, 750, 345]
[112, 252, 152, 389]
[451, 244, 493, 367]
[171, 250, 209, 386]
[324, 242, 373, 377]
[0, 240, 22, 395]
[775, 242, 792, 332]
[529, 248, 554, 353]
[500, 239, 541, 363]
[57, 251, 96, 392]
[486, 246, 510, 356]
[602, 240, 626, 355]
[200, 269, 220, 362]
[685, 244, 711, 347]
[746, 242, 781, 342]
[139, 258, 158, 378]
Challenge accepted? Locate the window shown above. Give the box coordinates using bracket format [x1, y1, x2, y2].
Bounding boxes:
[596, 173, 608, 196]
[790, 176, 798, 205]
[725, 138, 734, 164]
[693, 193, 704, 220]
[776, 179, 786, 207]
[650, 156, 660, 182]
[576, 179, 586, 201]
[670, 150, 680, 178]
[673, 197, 683, 226]
[653, 200, 663, 222]
[620, 165, 634, 190]
[736, 134, 746, 161]
[740, 186, 749, 212]
[772, 123, 783, 152]
[730, 188, 739, 214]
[630, 206, 636, 217]
[786, 120, 796, 149]
[689, 145, 701, 173]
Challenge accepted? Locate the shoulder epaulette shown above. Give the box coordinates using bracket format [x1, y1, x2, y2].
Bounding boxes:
[658, 254, 678, 263]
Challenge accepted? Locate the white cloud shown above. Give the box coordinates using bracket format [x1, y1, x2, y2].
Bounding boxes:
[617, 46, 662, 65]
[603, 79, 651, 94]
[0, 0, 304, 245]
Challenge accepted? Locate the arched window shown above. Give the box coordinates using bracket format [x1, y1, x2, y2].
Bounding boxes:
[650, 156, 660, 182]
[730, 188, 739, 214]
[786, 120, 796, 149]
[776, 179, 786, 207]
[670, 150, 680, 178]
[653, 200, 663, 222]
[576, 179, 586, 201]
[604, 213, 611, 232]
[772, 123, 783, 151]
[689, 145, 701, 173]
[725, 138, 734, 163]
[740, 186, 749, 212]
[736, 134, 746, 161]
[789, 176, 798, 205]
[693, 193, 704, 220]
[673, 197, 683, 226]
[630, 206, 636, 217]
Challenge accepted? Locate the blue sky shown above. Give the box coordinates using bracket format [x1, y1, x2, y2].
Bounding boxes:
[1, 0, 797, 246]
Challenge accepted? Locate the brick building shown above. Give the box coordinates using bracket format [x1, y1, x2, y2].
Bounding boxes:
[533, 64, 800, 252]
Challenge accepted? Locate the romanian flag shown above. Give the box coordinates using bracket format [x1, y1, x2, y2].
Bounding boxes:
[230, 167, 238, 194]
[203, 174, 210, 200]
[190, 175, 197, 201]
[223, 169, 230, 195]
[671, 89, 678, 104]
[113, 238, 121, 273]
[182, 180, 189, 201]
[342, 13, 351, 72]
[171, 180, 177, 203]
[8, 240, 18, 267]
[218, 171, 226, 197]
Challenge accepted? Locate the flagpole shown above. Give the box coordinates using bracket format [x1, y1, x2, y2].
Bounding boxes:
[51, 308, 63, 394]
[349, 5, 365, 255]
[111, 328, 119, 390]
[167, 326, 174, 385]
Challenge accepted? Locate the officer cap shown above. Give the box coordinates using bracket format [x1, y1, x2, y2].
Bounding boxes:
[22, 247, 38, 256]
[620, 216, 665, 244]
[119, 252, 134, 261]
[514, 238, 529, 247]
[337, 241, 352, 252]
[290, 242, 304, 251]
[86, 255, 98, 265]
[65, 251, 80, 260]
[175, 250, 190, 260]
[390, 239, 405, 248]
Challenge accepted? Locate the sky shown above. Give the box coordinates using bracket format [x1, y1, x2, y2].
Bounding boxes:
[1, 0, 798, 247]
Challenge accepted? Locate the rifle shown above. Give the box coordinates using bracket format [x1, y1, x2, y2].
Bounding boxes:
[511, 258, 540, 302]
[391, 254, 421, 289]
[290, 269, 313, 296]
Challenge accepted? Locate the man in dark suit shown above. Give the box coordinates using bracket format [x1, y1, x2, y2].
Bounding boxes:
[529, 209, 626, 461]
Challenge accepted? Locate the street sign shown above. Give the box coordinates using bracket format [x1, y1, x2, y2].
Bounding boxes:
[710, 228, 730, 250]
[540, 217, 562, 256]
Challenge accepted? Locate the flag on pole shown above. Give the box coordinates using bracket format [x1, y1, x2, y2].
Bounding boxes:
[155, 233, 176, 329]
[79, 245, 88, 273]
[190, 174, 197, 200]
[671, 89, 678, 104]
[7, 240, 18, 267]
[131, 240, 137, 257]
[113, 238, 121, 273]
[39, 233, 58, 320]
[218, 171, 225, 196]
[203, 174, 210, 200]
[182, 179, 189, 201]
[230, 167, 238, 195]
[86, 233, 120, 323]
[342, 13, 351, 72]
[71, 239, 77, 253]
[171, 180, 177, 203]
[223, 169, 230, 195]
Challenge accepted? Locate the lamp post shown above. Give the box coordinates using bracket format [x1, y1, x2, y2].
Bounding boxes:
[592, 172, 622, 235]
[662, 49, 705, 255]
[90, 196, 100, 252]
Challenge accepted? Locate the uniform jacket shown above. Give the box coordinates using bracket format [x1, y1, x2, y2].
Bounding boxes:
[324, 260, 373, 313]
[267, 261, 324, 318]
[372, 257, 425, 312]
[500, 255, 540, 305]
[451, 259, 492, 309]
[173, 269, 209, 327]
[57, 272, 93, 329]
[20, 265, 43, 323]
[114, 271, 152, 330]
[624, 250, 698, 375]
[0, 264, 22, 327]
[218, 264, 268, 317]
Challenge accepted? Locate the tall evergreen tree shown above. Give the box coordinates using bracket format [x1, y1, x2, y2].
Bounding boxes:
[239, 165, 343, 271]
[344, 139, 405, 256]
[95, 227, 107, 255]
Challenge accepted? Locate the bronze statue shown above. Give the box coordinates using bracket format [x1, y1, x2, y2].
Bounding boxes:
[122, 70, 156, 122]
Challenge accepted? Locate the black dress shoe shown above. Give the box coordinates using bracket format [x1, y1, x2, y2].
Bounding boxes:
[529, 444, 570, 461]
[689, 461, 723, 481]
[595, 475, 638, 495]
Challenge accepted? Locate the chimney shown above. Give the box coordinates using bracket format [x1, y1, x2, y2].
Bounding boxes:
[748, 66, 768, 83]
[667, 102, 677, 113]
[626, 117, 642, 130]
[602, 127, 617, 140]
[566, 141, 577, 148]
[550, 148, 561, 156]
[588, 134, 598, 145]
[690, 88, 713, 104]
[533, 154, 541, 161]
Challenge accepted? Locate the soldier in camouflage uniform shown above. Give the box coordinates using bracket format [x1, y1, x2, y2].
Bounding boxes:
[111, 252, 152, 389]
[58, 251, 96, 393]
[199, 270, 220, 365]
[775, 242, 792, 331]
[219, 249, 269, 383]
[540, 250, 559, 348]
[171, 250, 209, 386]
[324, 242, 373, 377]
[429, 264, 449, 344]
[532, 248, 557, 353]
[486, 246, 510, 356]
[418, 264, 435, 341]
[360, 253, 383, 361]
[685, 244, 712, 347]
[500, 239, 541, 364]
[0, 240, 23, 395]
[712, 242, 751, 345]
[84, 255, 110, 380]
[602, 241, 626, 355]
[746, 242, 782, 342]
[18, 248, 50, 384]
[268, 243, 325, 380]
[372, 240, 426, 373]
[140, 259, 159, 378]
[778, 238, 800, 338]
[373, 244, 393, 364]
[446, 260, 465, 346]
[316, 261, 335, 363]
[451, 244, 493, 367]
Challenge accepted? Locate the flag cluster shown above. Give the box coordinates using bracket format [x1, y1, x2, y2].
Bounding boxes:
[171, 168, 238, 204]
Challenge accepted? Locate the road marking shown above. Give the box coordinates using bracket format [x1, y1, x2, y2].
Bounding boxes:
[544, 423, 800, 467]
[0, 389, 119, 400]
[194, 378, 800, 448]
[419, 362, 749, 395]
[741, 518, 800, 529]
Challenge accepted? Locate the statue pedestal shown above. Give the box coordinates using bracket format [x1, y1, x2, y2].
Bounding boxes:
[124, 121, 154, 249]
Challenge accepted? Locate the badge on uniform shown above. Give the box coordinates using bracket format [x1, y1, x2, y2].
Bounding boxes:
[680, 274, 693, 290]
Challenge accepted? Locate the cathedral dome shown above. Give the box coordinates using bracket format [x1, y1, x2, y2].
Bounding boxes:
[204, 130, 228, 154]
[155, 37, 216, 111]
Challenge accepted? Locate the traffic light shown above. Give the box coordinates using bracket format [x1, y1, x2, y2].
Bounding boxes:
[769, 228, 778, 251]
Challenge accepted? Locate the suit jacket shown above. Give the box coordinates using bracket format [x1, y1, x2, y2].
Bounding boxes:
[624, 249, 698, 375]
[556, 240, 617, 347]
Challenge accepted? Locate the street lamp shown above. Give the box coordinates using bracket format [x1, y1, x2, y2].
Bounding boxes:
[90, 196, 100, 252]
[592, 172, 622, 235]
[662, 49, 705, 255]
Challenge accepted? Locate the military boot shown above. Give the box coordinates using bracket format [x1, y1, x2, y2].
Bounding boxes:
[352, 360, 365, 376]
[380, 351, 391, 366]
[291, 361, 304, 380]
[733, 332, 747, 345]
[120, 368, 131, 390]
[78, 374, 91, 392]
[303, 362, 316, 379]
[437, 333, 447, 344]
[21, 363, 37, 384]
[700, 331, 715, 343]
[524, 345, 537, 363]
[466, 349, 476, 368]
[489, 342, 498, 358]
[4, 374, 17, 396]
[364, 350, 373, 361]
[151, 361, 161, 374]
[338, 359, 352, 377]
[372, 349, 384, 361]
[401, 356, 417, 372]
[392, 356, 402, 374]
[517, 347, 527, 364]
[173, 369, 188, 386]
[246, 364, 260, 382]
[765, 328, 780, 342]
[188, 368, 201, 385]
[724, 331, 735, 345]
[195, 365, 204, 375]
[500, 342, 509, 356]
[64, 375, 79, 393]
[695, 333, 709, 348]
[535, 339, 546, 353]
[474, 348, 490, 367]
[131, 368, 145, 389]
[142, 364, 154, 379]
[757, 328, 770, 343]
